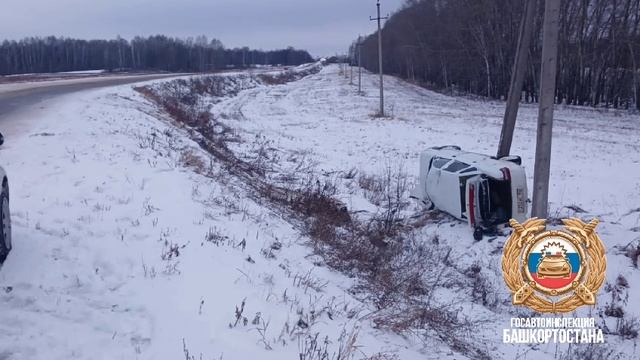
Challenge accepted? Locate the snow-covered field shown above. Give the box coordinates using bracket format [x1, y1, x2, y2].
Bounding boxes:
[0, 64, 638, 359]
[204, 64, 640, 358]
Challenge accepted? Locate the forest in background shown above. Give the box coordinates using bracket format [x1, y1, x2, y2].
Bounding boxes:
[353, 0, 640, 109]
[0, 35, 314, 75]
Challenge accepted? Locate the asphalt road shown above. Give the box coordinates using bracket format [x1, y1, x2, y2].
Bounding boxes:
[0, 74, 183, 121]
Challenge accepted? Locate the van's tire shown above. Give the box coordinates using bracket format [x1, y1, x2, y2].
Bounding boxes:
[0, 181, 11, 264]
[424, 199, 435, 210]
[473, 227, 483, 241]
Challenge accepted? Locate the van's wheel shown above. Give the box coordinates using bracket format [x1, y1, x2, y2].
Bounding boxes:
[473, 227, 483, 241]
[0, 181, 11, 264]
[424, 199, 435, 211]
[499, 155, 522, 165]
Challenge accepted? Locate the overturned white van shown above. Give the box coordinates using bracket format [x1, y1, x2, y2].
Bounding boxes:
[411, 146, 528, 240]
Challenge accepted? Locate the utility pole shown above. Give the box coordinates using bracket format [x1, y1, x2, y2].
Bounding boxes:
[358, 36, 363, 93]
[370, 0, 388, 117]
[531, 0, 561, 219]
[350, 55, 354, 85]
[497, 0, 537, 159]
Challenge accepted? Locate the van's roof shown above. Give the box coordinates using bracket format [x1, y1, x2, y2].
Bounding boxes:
[422, 147, 524, 179]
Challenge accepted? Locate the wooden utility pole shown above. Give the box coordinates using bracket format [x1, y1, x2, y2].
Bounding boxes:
[370, 0, 388, 116]
[358, 36, 363, 93]
[497, 0, 537, 159]
[350, 55, 354, 84]
[531, 0, 561, 219]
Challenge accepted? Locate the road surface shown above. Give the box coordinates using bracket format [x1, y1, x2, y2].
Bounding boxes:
[0, 74, 183, 121]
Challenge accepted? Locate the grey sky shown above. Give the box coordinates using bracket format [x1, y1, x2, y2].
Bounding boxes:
[0, 0, 405, 57]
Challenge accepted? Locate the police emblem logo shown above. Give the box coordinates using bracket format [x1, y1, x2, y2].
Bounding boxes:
[502, 218, 606, 313]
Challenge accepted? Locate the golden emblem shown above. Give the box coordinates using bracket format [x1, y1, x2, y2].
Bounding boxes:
[502, 217, 606, 313]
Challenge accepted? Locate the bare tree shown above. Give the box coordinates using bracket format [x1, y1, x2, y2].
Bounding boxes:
[0, 36, 314, 75]
[355, 0, 640, 110]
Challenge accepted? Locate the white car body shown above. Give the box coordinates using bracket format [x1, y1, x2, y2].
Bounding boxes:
[411, 146, 528, 228]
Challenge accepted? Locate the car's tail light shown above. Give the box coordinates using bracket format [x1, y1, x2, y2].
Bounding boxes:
[500, 167, 511, 181]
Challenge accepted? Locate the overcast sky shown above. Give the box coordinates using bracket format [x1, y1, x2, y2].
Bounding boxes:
[0, 0, 405, 57]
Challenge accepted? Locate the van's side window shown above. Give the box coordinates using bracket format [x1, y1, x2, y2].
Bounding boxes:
[431, 157, 449, 169]
[444, 160, 470, 173]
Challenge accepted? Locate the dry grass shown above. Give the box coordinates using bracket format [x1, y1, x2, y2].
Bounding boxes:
[560, 344, 624, 360]
[258, 66, 321, 85]
[136, 69, 490, 359]
[623, 241, 640, 268]
[179, 149, 206, 172]
[601, 274, 640, 340]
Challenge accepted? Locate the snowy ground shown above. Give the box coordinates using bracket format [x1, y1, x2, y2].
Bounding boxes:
[211, 65, 640, 356]
[0, 73, 426, 360]
[0, 64, 638, 359]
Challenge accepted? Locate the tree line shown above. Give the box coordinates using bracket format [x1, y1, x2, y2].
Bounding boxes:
[0, 35, 314, 75]
[353, 0, 640, 110]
